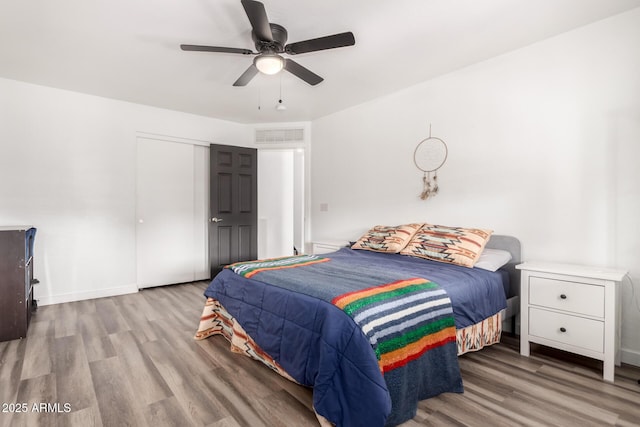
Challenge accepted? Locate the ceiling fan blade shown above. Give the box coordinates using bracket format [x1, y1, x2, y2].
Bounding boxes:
[241, 0, 273, 41]
[233, 64, 259, 86]
[181, 44, 254, 55]
[285, 32, 355, 55]
[284, 59, 323, 86]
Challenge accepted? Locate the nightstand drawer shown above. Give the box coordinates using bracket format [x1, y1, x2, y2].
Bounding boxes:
[529, 276, 604, 317]
[529, 307, 604, 353]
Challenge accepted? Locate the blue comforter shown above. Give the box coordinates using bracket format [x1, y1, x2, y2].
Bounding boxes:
[204, 248, 507, 426]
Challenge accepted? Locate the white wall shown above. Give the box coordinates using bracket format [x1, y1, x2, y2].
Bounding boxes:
[310, 9, 640, 365]
[0, 77, 251, 304]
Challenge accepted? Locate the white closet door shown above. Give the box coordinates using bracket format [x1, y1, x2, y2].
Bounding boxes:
[136, 137, 198, 288]
[193, 144, 209, 281]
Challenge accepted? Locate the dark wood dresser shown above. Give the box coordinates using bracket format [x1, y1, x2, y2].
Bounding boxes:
[0, 226, 37, 342]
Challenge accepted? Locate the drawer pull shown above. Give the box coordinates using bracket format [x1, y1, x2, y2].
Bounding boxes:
[560, 294, 567, 299]
[559, 327, 567, 333]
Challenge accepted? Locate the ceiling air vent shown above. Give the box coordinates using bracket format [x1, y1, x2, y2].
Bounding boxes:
[255, 128, 305, 144]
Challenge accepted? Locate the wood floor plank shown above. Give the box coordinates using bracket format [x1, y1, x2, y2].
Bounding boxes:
[53, 302, 79, 339]
[414, 409, 465, 427]
[70, 298, 99, 315]
[198, 368, 269, 427]
[144, 396, 191, 427]
[126, 291, 166, 323]
[196, 335, 302, 406]
[112, 299, 160, 343]
[77, 312, 116, 363]
[151, 316, 220, 377]
[503, 391, 607, 427]
[208, 416, 244, 427]
[54, 406, 103, 427]
[457, 371, 510, 403]
[19, 320, 54, 380]
[108, 331, 172, 405]
[251, 388, 319, 427]
[53, 334, 98, 412]
[0, 336, 26, 367]
[93, 298, 130, 335]
[139, 287, 187, 324]
[142, 338, 228, 426]
[423, 391, 528, 427]
[89, 357, 147, 427]
[0, 338, 26, 411]
[142, 286, 203, 331]
[12, 373, 57, 427]
[193, 336, 241, 371]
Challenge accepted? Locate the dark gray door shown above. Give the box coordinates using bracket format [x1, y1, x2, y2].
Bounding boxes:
[209, 144, 258, 276]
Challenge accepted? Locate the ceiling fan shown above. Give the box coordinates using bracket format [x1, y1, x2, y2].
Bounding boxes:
[180, 0, 355, 86]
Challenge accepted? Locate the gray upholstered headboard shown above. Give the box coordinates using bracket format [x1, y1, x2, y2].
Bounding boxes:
[485, 234, 521, 298]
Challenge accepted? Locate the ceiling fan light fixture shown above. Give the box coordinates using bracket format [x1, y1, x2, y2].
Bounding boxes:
[255, 54, 284, 75]
[276, 99, 287, 111]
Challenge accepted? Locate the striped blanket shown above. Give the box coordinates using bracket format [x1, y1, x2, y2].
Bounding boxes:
[332, 278, 456, 374]
[227, 254, 329, 278]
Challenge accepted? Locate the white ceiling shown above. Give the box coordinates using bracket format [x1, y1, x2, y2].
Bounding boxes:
[1, 0, 639, 124]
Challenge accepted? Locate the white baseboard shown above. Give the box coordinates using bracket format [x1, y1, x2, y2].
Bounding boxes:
[36, 284, 139, 306]
[620, 347, 640, 368]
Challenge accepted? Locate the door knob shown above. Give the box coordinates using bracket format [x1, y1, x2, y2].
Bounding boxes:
[210, 217, 223, 223]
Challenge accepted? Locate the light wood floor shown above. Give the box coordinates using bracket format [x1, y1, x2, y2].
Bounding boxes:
[1, 282, 639, 427]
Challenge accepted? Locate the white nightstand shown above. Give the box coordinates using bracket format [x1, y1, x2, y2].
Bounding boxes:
[517, 262, 627, 382]
[312, 240, 349, 255]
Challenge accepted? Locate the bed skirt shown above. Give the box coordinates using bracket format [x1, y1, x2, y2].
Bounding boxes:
[456, 310, 503, 354]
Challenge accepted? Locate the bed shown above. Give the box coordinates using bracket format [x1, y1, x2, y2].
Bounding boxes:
[195, 227, 521, 427]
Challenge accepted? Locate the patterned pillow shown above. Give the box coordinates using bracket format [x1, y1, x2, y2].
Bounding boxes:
[351, 223, 423, 253]
[400, 224, 493, 267]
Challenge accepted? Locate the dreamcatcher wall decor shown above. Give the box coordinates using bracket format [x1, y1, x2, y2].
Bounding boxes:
[413, 124, 448, 200]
